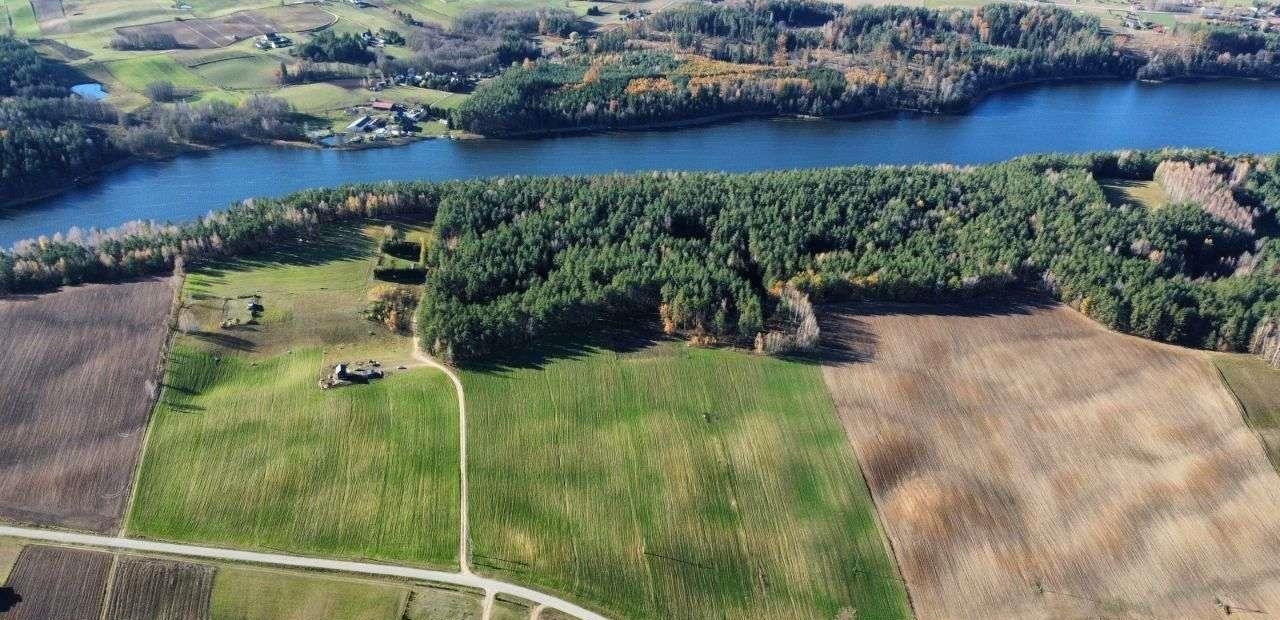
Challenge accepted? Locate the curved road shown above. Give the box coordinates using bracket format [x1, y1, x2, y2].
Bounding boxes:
[412, 341, 472, 575]
[0, 525, 606, 620]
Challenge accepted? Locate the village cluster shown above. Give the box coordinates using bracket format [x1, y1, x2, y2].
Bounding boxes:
[1123, 0, 1280, 32]
[343, 98, 442, 142]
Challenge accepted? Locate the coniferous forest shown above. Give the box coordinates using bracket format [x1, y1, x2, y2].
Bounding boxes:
[3, 150, 1278, 361]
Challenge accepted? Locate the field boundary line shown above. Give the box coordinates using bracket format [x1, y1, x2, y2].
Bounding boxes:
[1210, 358, 1278, 472]
[0, 525, 606, 620]
[818, 370, 921, 618]
[120, 272, 186, 537]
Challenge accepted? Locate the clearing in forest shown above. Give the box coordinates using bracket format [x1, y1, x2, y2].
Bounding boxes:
[0, 545, 112, 620]
[819, 298, 1280, 619]
[104, 556, 213, 620]
[463, 338, 909, 620]
[0, 279, 174, 533]
[128, 225, 460, 568]
[1099, 178, 1167, 210]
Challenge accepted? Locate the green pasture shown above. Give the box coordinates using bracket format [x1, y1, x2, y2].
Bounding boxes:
[191, 53, 282, 90]
[104, 54, 228, 101]
[60, 0, 173, 33]
[462, 342, 911, 619]
[211, 566, 406, 620]
[128, 224, 461, 569]
[4, 0, 39, 38]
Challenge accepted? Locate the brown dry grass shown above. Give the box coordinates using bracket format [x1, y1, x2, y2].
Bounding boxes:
[105, 556, 214, 620]
[819, 297, 1280, 619]
[0, 279, 174, 533]
[0, 546, 112, 620]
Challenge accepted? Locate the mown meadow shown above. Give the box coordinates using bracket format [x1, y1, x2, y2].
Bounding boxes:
[462, 340, 910, 619]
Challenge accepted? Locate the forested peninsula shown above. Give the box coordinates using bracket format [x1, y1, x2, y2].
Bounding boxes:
[3, 150, 1279, 363]
[451, 1, 1280, 135]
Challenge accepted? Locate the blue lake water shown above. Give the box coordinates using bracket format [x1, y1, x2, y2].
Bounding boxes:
[5, 79, 1280, 247]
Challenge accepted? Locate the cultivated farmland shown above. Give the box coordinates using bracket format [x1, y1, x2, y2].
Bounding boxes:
[113, 5, 331, 49]
[0, 545, 112, 620]
[463, 339, 909, 619]
[105, 556, 214, 620]
[128, 225, 460, 568]
[0, 279, 174, 533]
[819, 298, 1280, 618]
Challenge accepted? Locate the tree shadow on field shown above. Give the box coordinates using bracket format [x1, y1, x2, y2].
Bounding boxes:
[460, 315, 670, 375]
[188, 330, 257, 352]
[812, 289, 1059, 367]
[190, 224, 371, 279]
[0, 587, 21, 612]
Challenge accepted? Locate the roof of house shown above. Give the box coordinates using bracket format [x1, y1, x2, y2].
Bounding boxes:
[370, 100, 395, 110]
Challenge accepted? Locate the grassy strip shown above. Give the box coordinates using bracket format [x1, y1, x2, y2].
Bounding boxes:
[210, 565, 405, 620]
[464, 341, 910, 619]
[1214, 355, 1280, 470]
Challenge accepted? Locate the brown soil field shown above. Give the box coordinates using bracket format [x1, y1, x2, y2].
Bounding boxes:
[114, 5, 333, 49]
[0, 545, 112, 620]
[29, 0, 68, 34]
[0, 279, 174, 533]
[819, 297, 1280, 619]
[105, 556, 214, 620]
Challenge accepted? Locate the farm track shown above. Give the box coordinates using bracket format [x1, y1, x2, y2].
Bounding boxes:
[0, 526, 606, 620]
[411, 338, 471, 576]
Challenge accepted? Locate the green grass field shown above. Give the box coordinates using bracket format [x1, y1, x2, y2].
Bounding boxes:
[463, 341, 911, 619]
[128, 225, 461, 569]
[104, 54, 222, 100]
[1215, 354, 1280, 470]
[211, 566, 406, 620]
[3, 0, 39, 38]
[191, 54, 283, 90]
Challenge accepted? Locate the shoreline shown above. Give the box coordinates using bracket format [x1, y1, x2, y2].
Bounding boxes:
[3, 73, 1274, 214]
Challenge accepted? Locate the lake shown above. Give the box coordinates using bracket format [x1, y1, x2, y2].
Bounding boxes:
[4, 79, 1280, 247]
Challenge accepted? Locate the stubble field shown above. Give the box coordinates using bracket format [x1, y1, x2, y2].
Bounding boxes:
[819, 298, 1280, 619]
[0, 279, 174, 533]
